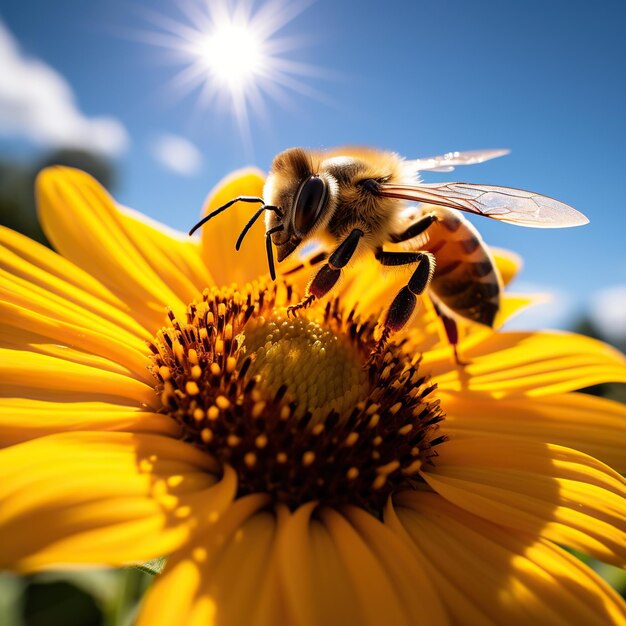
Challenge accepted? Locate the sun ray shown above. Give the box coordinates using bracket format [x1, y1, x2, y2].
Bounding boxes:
[138, 0, 327, 150]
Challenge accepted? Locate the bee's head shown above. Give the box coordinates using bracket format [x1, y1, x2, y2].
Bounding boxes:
[264, 148, 335, 262]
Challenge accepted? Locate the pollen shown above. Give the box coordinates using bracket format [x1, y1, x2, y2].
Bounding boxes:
[148, 281, 446, 514]
[244, 315, 369, 423]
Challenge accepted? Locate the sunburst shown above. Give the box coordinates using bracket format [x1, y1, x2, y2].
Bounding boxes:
[140, 0, 325, 150]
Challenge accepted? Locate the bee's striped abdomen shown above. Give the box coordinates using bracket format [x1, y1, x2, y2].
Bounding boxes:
[421, 208, 501, 327]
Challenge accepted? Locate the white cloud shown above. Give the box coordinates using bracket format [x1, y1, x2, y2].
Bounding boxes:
[589, 285, 626, 341]
[0, 20, 128, 156]
[151, 133, 203, 176]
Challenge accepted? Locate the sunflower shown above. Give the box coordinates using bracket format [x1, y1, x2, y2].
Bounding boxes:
[1, 165, 626, 626]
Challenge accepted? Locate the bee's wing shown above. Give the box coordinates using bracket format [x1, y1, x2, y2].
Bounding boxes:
[378, 182, 588, 228]
[407, 149, 510, 173]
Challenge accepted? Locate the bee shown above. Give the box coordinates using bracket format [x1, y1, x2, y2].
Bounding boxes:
[189, 147, 588, 362]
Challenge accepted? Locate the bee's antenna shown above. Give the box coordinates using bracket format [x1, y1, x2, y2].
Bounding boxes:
[188, 196, 265, 236]
[265, 225, 284, 281]
[236, 205, 282, 251]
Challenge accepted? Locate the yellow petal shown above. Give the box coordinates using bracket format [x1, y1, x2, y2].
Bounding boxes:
[0, 225, 153, 337]
[0, 324, 141, 379]
[116, 205, 213, 302]
[199, 168, 268, 285]
[491, 247, 523, 287]
[137, 495, 270, 626]
[36, 167, 187, 326]
[275, 502, 319, 626]
[0, 229, 162, 384]
[139, 557, 212, 626]
[294, 510, 366, 626]
[388, 491, 626, 626]
[0, 347, 157, 408]
[344, 505, 450, 626]
[494, 293, 547, 328]
[427, 331, 626, 396]
[275, 502, 443, 626]
[441, 390, 626, 472]
[318, 507, 415, 626]
[197, 508, 277, 625]
[0, 398, 180, 447]
[0, 432, 229, 570]
[253, 505, 291, 626]
[0, 298, 151, 383]
[420, 438, 626, 566]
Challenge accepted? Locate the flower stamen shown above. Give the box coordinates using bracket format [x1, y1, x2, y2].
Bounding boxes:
[149, 282, 447, 514]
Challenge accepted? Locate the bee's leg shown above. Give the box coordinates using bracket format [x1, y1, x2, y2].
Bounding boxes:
[432, 302, 469, 366]
[287, 229, 364, 316]
[390, 214, 438, 243]
[368, 251, 435, 362]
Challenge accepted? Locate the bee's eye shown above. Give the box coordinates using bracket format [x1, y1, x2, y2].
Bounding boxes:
[293, 176, 328, 236]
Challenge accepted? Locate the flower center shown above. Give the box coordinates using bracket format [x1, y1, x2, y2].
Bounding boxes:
[148, 282, 446, 514]
[243, 316, 368, 423]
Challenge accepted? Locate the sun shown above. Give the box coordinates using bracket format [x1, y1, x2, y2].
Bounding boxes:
[140, 0, 324, 149]
[195, 21, 264, 89]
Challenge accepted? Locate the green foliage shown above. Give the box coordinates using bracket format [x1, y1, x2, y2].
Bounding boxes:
[133, 558, 166, 576]
[0, 569, 154, 626]
[0, 148, 116, 247]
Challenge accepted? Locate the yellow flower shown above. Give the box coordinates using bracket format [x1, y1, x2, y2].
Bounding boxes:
[1, 166, 626, 626]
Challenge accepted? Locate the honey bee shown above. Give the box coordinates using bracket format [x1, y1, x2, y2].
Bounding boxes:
[189, 147, 587, 362]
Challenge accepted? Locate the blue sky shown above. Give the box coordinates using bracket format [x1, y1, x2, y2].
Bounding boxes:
[1, 0, 625, 333]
